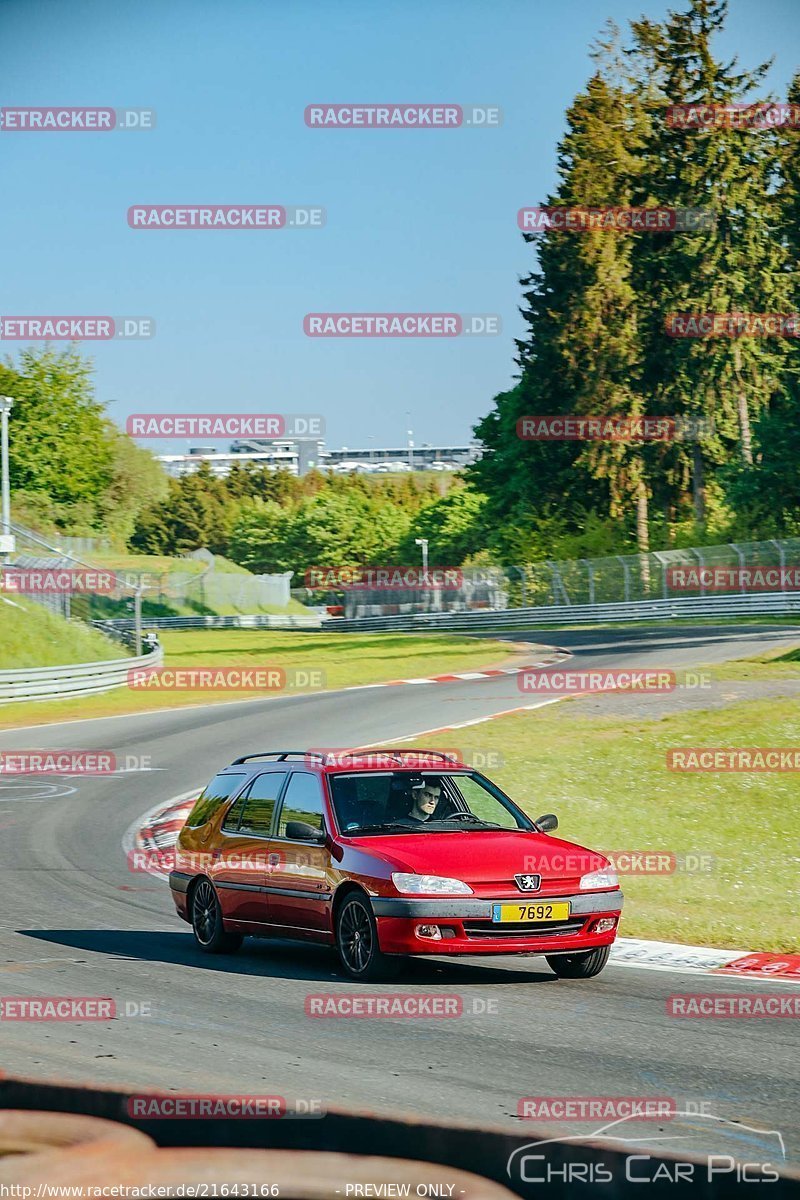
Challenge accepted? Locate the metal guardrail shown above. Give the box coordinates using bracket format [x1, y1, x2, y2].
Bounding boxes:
[324, 591, 800, 632]
[0, 643, 164, 704]
[94, 613, 321, 632]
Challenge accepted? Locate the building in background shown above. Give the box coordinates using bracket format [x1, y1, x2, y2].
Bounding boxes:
[156, 438, 480, 478]
[157, 444, 301, 478]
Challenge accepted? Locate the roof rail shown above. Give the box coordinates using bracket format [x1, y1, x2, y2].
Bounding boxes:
[230, 749, 464, 766]
[325, 749, 462, 764]
[230, 750, 326, 765]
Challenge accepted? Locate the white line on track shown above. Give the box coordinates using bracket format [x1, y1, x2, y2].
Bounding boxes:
[357, 697, 564, 742]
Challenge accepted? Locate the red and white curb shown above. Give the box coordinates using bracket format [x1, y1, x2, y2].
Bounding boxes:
[122, 790, 198, 880]
[609, 938, 800, 983]
[341, 653, 569, 691]
[5, 649, 571, 735]
[124, 793, 800, 984]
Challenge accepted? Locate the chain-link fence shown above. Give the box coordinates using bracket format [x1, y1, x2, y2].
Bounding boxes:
[5, 523, 799, 624]
[503, 539, 800, 608]
[2, 524, 294, 626]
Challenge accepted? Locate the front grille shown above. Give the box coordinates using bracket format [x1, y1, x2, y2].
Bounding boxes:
[462, 919, 585, 939]
[480, 880, 583, 897]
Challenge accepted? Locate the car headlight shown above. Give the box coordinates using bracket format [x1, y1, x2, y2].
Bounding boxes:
[580, 869, 619, 890]
[391, 873, 473, 896]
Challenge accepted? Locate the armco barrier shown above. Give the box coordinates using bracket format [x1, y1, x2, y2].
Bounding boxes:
[325, 591, 800, 633]
[1, 1075, 798, 1196]
[0, 643, 163, 704]
[94, 613, 321, 633]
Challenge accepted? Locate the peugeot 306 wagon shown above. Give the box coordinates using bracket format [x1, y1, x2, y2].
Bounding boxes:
[169, 750, 623, 981]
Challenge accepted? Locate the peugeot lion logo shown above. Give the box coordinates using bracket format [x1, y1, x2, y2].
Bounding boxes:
[515, 873, 541, 892]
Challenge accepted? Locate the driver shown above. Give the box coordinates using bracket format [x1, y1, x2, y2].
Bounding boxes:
[399, 779, 442, 824]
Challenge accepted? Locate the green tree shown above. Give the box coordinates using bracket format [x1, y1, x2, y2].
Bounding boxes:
[99, 426, 169, 544]
[228, 499, 294, 572]
[472, 70, 649, 551]
[402, 486, 488, 565]
[629, 0, 791, 524]
[2, 347, 114, 526]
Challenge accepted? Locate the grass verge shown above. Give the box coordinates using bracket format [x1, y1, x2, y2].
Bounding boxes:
[393, 654, 800, 952]
[0, 629, 520, 729]
[0, 597, 121, 669]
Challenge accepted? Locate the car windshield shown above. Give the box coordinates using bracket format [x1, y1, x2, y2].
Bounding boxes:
[329, 770, 532, 836]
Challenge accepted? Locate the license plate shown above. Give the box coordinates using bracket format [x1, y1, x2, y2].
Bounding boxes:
[492, 902, 570, 923]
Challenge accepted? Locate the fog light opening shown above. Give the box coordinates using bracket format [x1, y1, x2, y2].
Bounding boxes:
[416, 924, 443, 940]
[590, 916, 618, 935]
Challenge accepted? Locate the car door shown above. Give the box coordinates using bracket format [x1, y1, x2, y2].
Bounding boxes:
[212, 770, 287, 926]
[266, 771, 331, 934]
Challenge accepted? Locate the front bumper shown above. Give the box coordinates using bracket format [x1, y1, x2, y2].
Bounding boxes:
[371, 890, 623, 956]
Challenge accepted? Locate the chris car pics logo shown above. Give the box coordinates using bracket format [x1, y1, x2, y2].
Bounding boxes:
[507, 1112, 785, 1185]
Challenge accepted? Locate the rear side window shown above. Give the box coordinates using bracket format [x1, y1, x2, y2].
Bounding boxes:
[238, 772, 288, 837]
[185, 773, 245, 828]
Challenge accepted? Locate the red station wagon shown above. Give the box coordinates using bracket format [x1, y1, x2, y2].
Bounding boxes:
[169, 750, 624, 981]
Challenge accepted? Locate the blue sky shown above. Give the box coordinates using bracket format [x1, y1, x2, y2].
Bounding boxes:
[2, 0, 798, 454]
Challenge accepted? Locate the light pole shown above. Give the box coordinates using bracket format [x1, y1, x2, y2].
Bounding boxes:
[407, 429, 414, 469]
[0, 396, 14, 562]
[415, 537, 429, 577]
[134, 574, 144, 657]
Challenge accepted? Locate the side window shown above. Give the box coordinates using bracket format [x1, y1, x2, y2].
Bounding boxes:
[454, 776, 522, 829]
[221, 791, 248, 832]
[186, 773, 245, 828]
[238, 772, 287, 837]
[278, 772, 325, 837]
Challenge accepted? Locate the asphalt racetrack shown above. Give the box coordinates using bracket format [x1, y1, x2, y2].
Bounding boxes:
[1, 623, 798, 1168]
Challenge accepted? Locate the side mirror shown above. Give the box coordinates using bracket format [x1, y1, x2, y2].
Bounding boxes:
[535, 813, 558, 833]
[285, 820, 325, 842]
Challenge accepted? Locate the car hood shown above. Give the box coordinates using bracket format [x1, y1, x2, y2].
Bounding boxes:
[356, 829, 610, 890]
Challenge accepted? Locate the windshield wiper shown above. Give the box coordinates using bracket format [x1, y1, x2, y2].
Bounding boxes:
[345, 822, 427, 835]
[430, 813, 504, 828]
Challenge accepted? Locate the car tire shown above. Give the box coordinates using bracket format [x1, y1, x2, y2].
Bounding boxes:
[546, 945, 611, 978]
[190, 879, 243, 955]
[335, 893, 401, 982]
